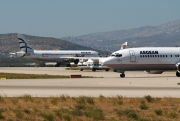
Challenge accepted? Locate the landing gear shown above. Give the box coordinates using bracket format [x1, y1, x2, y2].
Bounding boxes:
[55, 63, 60, 67]
[105, 69, 110, 72]
[92, 68, 96, 72]
[80, 69, 83, 71]
[113, 69, 117, 72]
[67, 64, 71, 67]
[176, 71, 180, 77]
[120, 73, 125, 78]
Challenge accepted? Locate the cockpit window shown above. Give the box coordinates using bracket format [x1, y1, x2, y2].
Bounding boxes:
[115, 54, 122, 57]
[111, 53, 122, 57]
[111, 54, 115, 56]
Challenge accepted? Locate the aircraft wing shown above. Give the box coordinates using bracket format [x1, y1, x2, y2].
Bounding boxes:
[63, 57, 106, 61]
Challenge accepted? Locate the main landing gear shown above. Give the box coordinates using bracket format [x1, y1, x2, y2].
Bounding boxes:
[120, 73, 125, 78]
[176, 71, 180, 77]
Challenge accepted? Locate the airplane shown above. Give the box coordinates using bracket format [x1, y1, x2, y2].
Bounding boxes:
[77, 58, 110, 71]
[69, 42, 128, 72]
[10, 34, 100, 67]
[103, 44, 180, 78]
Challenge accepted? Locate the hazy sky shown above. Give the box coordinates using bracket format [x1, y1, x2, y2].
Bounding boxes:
[0, 0, 180, 38]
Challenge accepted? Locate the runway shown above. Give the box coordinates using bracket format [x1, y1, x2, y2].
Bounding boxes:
[0, 67, 180, 97]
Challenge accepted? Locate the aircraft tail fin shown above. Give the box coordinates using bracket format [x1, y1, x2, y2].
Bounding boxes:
[18, 34, 33, 53]
[120, 42, 128, 50]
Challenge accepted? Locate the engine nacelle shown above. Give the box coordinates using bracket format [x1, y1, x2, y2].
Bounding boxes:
[176, 63, 180, 73]
[16, 51, 26, 57]
[144, 70, 164, 74]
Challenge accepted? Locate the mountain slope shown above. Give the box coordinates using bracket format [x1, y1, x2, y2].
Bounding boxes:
[63, 19, 180, 52]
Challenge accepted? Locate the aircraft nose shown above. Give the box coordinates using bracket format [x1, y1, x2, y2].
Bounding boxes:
[103, 57, 112, 66]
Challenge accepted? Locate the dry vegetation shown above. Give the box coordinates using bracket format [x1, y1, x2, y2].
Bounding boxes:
[0, 95, 180, 121]
[0, 73, 94, 79]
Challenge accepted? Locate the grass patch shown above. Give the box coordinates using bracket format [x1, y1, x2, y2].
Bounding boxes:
[41, 113, 54, 121]
[139, 101, 148, 110]
[0, 96, 180, 120]
[0, 72, 69, 79]
[84, 106, 104, 120]
[0, 72, 96, 79]
[117, 108, 139, 120]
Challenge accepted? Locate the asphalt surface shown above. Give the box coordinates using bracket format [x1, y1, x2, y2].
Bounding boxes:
[0, 67, 180, 97]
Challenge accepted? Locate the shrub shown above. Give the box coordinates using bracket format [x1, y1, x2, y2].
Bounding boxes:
[21, 94, 33, 102]
[139, 101, 148, 110]
[23, 109, 30, 114]
[145, 95, 154, 103]
[54, 109, 62, 118]
[154, 109, 163, 116]
[0, 96, 4, 103]
[50, 98, 58, 105]
[0, 114, 5, 119]
[99, 95, 105, 101]
[117, 109, 124, 116]
[84, 106, 104, 120]
[60, 94, 68, 101]
[86, 97, 94, 105]
[63, 115, 72, 121]
[41, 113, 54, 121]
[76, 96, 86, 104]
[124, 109, 139, 120]
[169, 112, 178, 119]
[139, 118, 150, 121]
[14, 110, 24, 119]
[71, 108, 83, 116]
[116, 95, 124, 105]
[11, 98, 19, 104]
[75, 104, 86, 110]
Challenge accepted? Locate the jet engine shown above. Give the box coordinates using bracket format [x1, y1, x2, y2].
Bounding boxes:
[144, 70, 164, 74]
[16, 51, 26, 57]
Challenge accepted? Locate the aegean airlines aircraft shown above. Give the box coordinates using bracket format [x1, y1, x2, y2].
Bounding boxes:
[103, 46, 180, 78]
[10, 34, 99, 67]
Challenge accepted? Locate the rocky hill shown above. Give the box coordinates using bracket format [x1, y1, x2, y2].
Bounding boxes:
[0, 33, 106, 57]
[63, 19, 180, 52]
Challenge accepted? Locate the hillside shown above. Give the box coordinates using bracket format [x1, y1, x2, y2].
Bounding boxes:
[63, 19, 180, 52]
[0, 33, 106, 57]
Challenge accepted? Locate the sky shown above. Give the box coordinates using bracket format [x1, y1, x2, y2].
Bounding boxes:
[0, 0, 180, 38]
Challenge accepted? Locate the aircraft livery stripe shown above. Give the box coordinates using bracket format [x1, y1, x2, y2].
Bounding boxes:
[105, 64, 174, 66]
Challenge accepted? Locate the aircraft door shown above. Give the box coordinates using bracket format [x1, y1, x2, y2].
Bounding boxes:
[129, 50, 136, 62]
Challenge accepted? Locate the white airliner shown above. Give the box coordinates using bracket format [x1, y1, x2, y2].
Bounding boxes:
[77, 58, 110, 71]
[10, 34, 99, 67]
[103, 45, 180, 78]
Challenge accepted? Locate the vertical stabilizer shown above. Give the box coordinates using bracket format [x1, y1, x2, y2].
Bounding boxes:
[17, 34, 33, 53]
